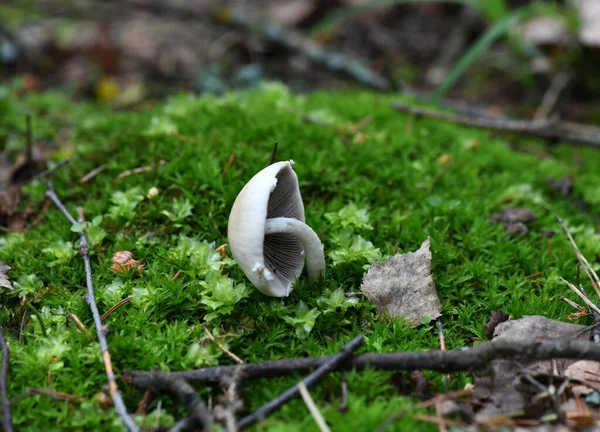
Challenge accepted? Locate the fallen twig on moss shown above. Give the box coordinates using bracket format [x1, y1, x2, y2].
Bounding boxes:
[218, 10, 390, 91]
[0, 325, 13, 432]
[45, 183, 139, 432]
[391, 102, 600, 148]
[126, 338, 600, 387]
[139, 374, 212, 432]
[237, 335, 364, 430]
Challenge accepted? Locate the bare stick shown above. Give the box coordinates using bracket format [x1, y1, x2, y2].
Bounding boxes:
[0, 326, 13, 432]
[534, 71, 571, 121]
[126, 338, 600, 387]
[436, 321, 449, 392]
[138, 373, 212, 431]
[45, 183, 139, 432]
[236, 335, 364, 430]
[80, 164, 107, 184]
[560, 296, 582, 311]
[556, 215, 600, 298]
[298, 382, 331, 432]
[203, 324, 243, 365]
[392, 102, 600, 148]
[101, 296, 134, 322]
[68, 312, 89, 334]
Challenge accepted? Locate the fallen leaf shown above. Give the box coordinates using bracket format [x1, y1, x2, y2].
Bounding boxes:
[0, 262, 13, 290]
[490, 207, 537, 236]
[564, 361, 600, 396]
[360, 237, 441, 326]
[111, 251, 144, 273]
[483, 310, 510, 340]
[473, 316, 591, 423]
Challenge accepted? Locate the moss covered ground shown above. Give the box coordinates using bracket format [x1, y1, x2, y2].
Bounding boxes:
[1, 83, 600, 431]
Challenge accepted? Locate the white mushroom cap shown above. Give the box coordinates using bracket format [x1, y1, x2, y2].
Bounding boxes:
[228, 160, 322, 297]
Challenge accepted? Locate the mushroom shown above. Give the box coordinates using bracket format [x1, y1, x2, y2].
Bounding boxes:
[228, 160, 325, 297]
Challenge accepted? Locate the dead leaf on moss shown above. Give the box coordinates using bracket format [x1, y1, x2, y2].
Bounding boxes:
[0, 262, 13, 290]
[360, 237, 441, 326]
[111, 251, 144, 273]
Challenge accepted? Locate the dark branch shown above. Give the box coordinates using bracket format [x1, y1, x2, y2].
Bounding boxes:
[237, 335, 364, 430]
[0, 326, 14, 432]
[391, 102, 600, 148]
[45, 183, 139, 432]
[268, 140, 278, 166]
[126, 338, 600, 388]
[137, 373, 212, 432]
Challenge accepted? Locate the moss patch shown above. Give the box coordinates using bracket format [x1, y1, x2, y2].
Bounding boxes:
[1, 83, 599, 431]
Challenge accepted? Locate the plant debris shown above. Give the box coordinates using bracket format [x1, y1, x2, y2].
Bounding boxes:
[360, 237, 441, 326]
[489, 208, 537, 236]
[110, 251, 145, 273]
[0, 263, 13, 291]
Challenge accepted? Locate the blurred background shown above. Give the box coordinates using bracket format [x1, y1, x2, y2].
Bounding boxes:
[0, 0, 599, 123]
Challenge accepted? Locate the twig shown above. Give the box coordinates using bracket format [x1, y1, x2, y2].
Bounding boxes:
[24, 160, 69, 185]
[556, 215, 600, 298]
[68, 312, 89, 333]
[221, 9, 389, 91]
[202, 324, 243, 365]
[172, 270, 183, 282]
[436, 321, 449, 392]
[136, 390, 153, 415]
[560, 296, 582, 311]
[214, 368, 243, 432]
[138, 373, 212, 432]
[0, 326, 13, 432]
[236, 335, 364, 430]
[13, 387, 84, 404]
[45, 183, 139, 432]
[126, 338, 600, 387]
[269, 141, 278, 166]
[298, 381, 331, 432]
[101, 296, 135, 322]
[559, 278, 600, 316]
[117, 161, 165, 179]
[79, 164, 107, 184]
[534, 71, 571, 120]
[391, 102, 600, 148]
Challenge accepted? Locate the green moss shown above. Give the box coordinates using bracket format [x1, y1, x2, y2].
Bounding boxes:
[1, 82, 600, 431]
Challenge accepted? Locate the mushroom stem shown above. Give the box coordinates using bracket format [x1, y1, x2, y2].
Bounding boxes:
[265, 217, 325, 281]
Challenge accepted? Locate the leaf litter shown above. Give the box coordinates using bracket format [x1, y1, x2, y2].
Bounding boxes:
[360, 237, 441, 326]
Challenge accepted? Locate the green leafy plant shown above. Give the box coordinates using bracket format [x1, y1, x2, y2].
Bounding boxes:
[324, 202, 373, 231]
[282, 301, 321, 338]
[71, 215, 107, 246]
[318, 288, 360, 315]
[162, 198, 194, 226]
[109, 187, 144, 221]
[199, 273, 251, 322]
[42, 240, 75, 267]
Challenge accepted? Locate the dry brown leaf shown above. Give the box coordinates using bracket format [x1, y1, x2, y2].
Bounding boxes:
[0, 262, 13, 290]
[564, 360, 600, 396]
[360, 237, 441, 326]
[110, 251, 144, 273]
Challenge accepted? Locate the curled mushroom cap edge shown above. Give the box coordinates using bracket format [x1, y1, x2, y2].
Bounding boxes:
[228, 160, 325, 297]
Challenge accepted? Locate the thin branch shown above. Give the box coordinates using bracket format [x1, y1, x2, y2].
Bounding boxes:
[534, 71, 571, 120]
[220, 9, 389, 91]
[556, 215, 600, 298]
[67, 311, 89, 334]
[268, 141, 278, 166]
[298, 381, 331, 432]
[79, 164, 107, 184]
[101, 296, 134, 322]
[202, 323, 243, 365]
[0, 325, 14, 432]
[138, 373, 212, 432]
[236, 335, 364, 430]
[391, 102, 600, 148]
[126, 338, 600, 387]
[45, 183, 139, 432]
